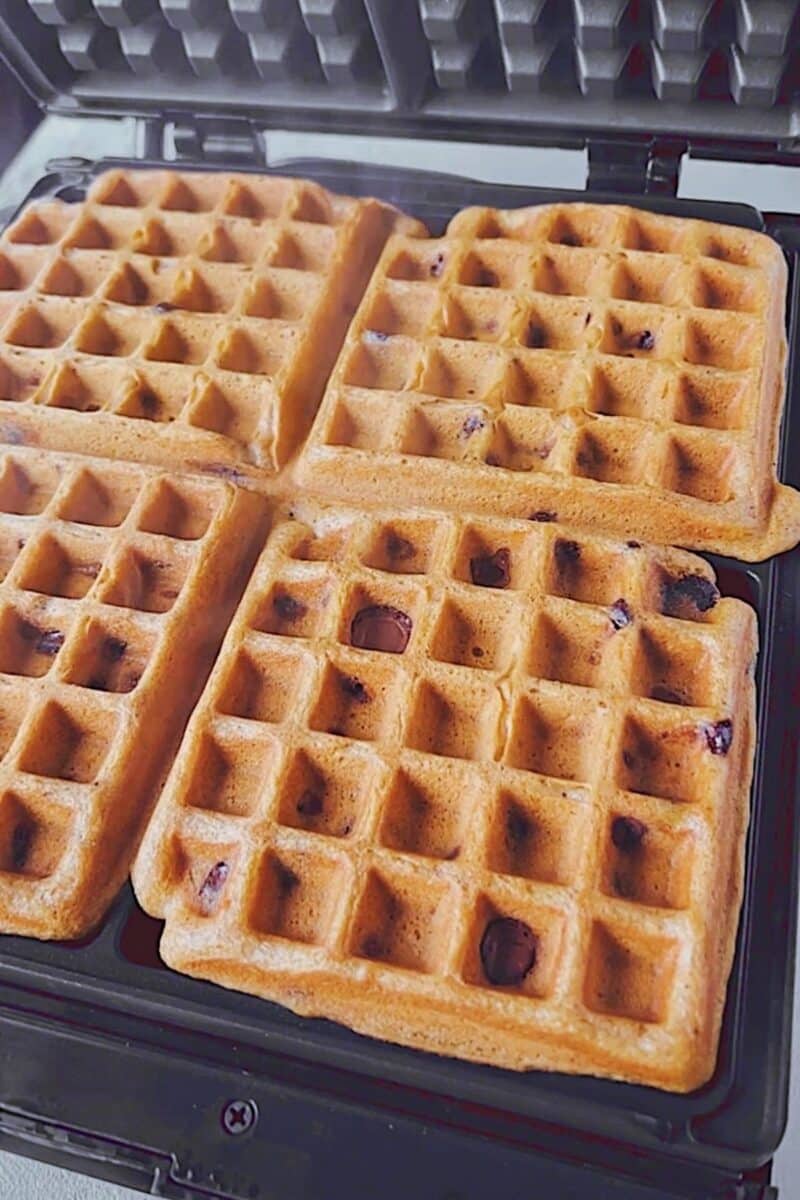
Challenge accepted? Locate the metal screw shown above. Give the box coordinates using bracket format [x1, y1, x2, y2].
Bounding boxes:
[221, 1099, 258, 1136]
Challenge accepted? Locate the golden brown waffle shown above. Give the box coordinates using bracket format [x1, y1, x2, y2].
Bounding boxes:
[297, 202, 800, 561]
[0, 445, 267, 939]
[0, 169, 423, 474]
[132, 498, 756, 1091]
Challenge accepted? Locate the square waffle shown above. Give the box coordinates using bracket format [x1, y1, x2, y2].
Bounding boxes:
[132, 498, 756, 1091]
[0, 169, 423, 475]
[297, 201, 800, 561]
[0, 445, 267, 939]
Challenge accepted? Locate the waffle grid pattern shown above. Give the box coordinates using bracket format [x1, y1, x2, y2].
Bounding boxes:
[300, 201, 797, 558]
[0, 169, 415, 471]
[134, 502, 756, 1088]
[438, 0, 800, 106]
[29, 0, 384, 89]
[0, 444, 266, 938]
[21, 0, 800, 112]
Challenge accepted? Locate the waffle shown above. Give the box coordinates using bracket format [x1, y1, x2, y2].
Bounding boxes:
[132, 498, 756, 1091]
[0, 169, 423, 475]
[297, 201, 800, 561]
[0, 445, 268, 939]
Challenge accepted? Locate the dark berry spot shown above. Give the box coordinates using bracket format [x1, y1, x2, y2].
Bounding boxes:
[1, 424, 27, 446]
[470, 547, 510, 589]
[650, 684, 685, 705]
[16, 539, 25, 550]
[480, 917, 537, 987]
[386, 532, 415, 562]
[361, 933, 385, 959]
[103, 636, 127, 661]
[704, 719, 733, 756]
[626, 540, 641, 549]
[195, 462, 249, 486]
[609, 599, 633, 630]
[460, 413, 484, 439]
[363, 329, 389, 343]
[275, 863, 299, 894]
[351, 605, 412, 654]
[152, 301, 176, 314]
[611, 816, 646, 852]
[340, 675, 370, 704]
[430, 253, 445, 278]
[273, 592, 307, 622]
[198, 861, 228, 912]
[661, 574, 720, 619]
[506, 807, 530, 849]
[36, 629, 64, 656]
[636, 330, 655, 351]
[525, 322, 547, 349]
[471, 645, 484, 658]
[531, 511, 557, 523]
[11, 822, 32, 871]
[297, 789, 324, 817]
[139, 390, 159, 416]
[554, 538, 581, 570]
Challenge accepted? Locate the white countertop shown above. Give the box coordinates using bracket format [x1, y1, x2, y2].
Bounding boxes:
[0, 121, 797, 1199]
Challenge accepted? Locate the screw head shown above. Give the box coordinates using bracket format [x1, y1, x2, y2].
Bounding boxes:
[221, 1098, 258, 1136]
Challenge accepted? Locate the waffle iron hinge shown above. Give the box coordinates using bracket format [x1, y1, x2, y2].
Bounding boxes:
[150, 115, 267, 169]
[586, 136, 686, 196]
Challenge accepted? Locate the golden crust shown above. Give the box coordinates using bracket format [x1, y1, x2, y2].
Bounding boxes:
[0, 445, 268, 938]
[297, 202, 799, 561]
[133, 498, 756, 1091]
[0, 180, 773, 1089]
[0, 170, 424, 473]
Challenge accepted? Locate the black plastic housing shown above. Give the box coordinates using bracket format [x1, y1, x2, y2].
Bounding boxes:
[0, 150, 796, 1200]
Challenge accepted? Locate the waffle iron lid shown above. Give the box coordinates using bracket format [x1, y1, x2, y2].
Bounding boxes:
[0, 1, 797, 155]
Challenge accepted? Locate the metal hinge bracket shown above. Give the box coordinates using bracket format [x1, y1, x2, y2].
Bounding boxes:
[587, 137, 686, 195]
[137, 116, 266, 167]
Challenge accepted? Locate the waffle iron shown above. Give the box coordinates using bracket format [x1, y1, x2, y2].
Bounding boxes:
[0, 2, 798, 1196]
